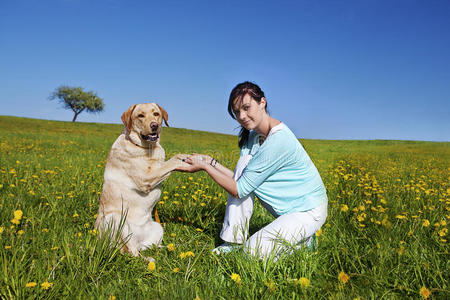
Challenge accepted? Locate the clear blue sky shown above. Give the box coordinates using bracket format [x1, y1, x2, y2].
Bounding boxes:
[1, 0, 449, 141]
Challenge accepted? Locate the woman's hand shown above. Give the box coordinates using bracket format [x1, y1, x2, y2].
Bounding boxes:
[175, 154, 209, 173]
[191, 153, 213, 163]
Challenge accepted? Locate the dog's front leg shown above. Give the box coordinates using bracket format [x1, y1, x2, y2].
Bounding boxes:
[143, 155, 190, 191]
[132, 155, 190, 193]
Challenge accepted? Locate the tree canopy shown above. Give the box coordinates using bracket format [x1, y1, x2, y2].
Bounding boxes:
[49, 86, 104, 122]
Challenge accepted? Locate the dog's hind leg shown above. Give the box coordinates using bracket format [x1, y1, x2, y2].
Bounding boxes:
[96, 212, 142, 256]
[137, 221, 164, 254]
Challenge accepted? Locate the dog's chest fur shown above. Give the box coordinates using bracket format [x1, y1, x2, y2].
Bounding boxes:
[100, 134, 165, 216]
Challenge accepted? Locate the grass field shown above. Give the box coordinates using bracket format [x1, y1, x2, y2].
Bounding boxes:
[0, 116, 448, 299]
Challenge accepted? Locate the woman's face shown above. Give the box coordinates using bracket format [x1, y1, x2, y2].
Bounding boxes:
[232, 94, 266, 130]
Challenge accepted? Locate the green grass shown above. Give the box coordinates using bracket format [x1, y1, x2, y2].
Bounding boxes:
[0, 116, 448, 299]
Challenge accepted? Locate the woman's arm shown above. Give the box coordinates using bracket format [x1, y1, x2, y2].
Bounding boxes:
[202, 163, 238, 198]
[207, 158, 234, 178]
[176, 154, 234, 177]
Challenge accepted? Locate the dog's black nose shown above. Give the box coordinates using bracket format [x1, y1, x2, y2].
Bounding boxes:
[150, 122, 159, 130]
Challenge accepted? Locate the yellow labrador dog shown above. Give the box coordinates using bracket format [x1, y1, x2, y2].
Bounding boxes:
[95, 103, 188, 259]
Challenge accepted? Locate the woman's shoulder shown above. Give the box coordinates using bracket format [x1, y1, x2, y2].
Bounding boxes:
[262, 124, 300, 154]
[268, 123, 296, 142]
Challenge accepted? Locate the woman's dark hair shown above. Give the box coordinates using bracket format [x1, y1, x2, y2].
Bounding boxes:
[227, 81, 267, 148]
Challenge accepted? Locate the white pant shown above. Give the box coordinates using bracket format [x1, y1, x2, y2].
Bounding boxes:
[219, 154, 328, 259]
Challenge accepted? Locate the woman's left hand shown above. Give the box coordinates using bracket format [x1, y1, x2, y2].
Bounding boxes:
[175, 154, 208, 173]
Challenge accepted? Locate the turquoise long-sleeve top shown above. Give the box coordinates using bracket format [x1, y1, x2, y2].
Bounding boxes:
[236, 123, 328, 216]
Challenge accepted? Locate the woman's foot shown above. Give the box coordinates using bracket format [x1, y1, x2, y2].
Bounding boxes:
[212, 242, 242, 255]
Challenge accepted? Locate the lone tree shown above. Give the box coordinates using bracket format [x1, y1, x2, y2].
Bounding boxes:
[50, 86, 104, 122]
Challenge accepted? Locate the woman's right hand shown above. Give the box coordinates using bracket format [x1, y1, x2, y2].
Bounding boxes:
[174, 153, 210, 173]
[190, 153, 212, 164]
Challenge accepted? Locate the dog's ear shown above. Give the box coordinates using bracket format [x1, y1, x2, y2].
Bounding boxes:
[121, 104, 137, 133]
[156, 104, 169, 127]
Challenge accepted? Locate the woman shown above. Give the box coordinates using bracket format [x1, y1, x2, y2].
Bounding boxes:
[176, 81, 328, 260]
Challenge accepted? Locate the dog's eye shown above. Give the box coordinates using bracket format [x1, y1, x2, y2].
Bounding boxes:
[138, 114, 145, 118]
[153, 112, 160, 117]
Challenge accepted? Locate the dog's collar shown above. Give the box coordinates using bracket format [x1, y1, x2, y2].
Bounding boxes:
[124, 134, 150, 149]
[132, 141, 149, 149]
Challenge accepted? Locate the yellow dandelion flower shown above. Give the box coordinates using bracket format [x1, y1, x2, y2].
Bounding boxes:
[73, 213, 79, 218]
[340, 204, 349, 212]
[17, 230, 24, 235]
[11, 218, 20, 225]
[173, 267, 180, 273]
[14, 210, 23, 220]
[338, 271, 349, 284]
[0, 227, 4, 234]
[194, 297, 200, 300]
[438, 228, 447, 237]
[398, 246, 405, 255]
[422, 220, 430, 227]
[26, 282, 37, 288]
[42, 228, 49, 233]
[170, 233, 176, 237]
[298, 277, 310, 288]
[357, 213, 367, 222]
[147, 261, 156, 271]
[5, 246, 11, 250]
[230, 273, 241, 285]
[316, 229, 322, 237]
[41, 281, 52, 290]
[109, 295, 116, 300]
[179, 252, 186, 259]
[185, 251, 194, 258]
[168, 243, 175, 251]
[420, 286, 431, 299]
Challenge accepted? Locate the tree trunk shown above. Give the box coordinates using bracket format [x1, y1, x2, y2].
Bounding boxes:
[71, 108, 84, 122]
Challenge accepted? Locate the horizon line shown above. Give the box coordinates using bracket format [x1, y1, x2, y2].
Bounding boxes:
[1, 114, 448, 143]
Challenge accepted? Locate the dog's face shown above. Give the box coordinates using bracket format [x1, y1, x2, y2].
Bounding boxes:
[121, 103, 169, 143]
